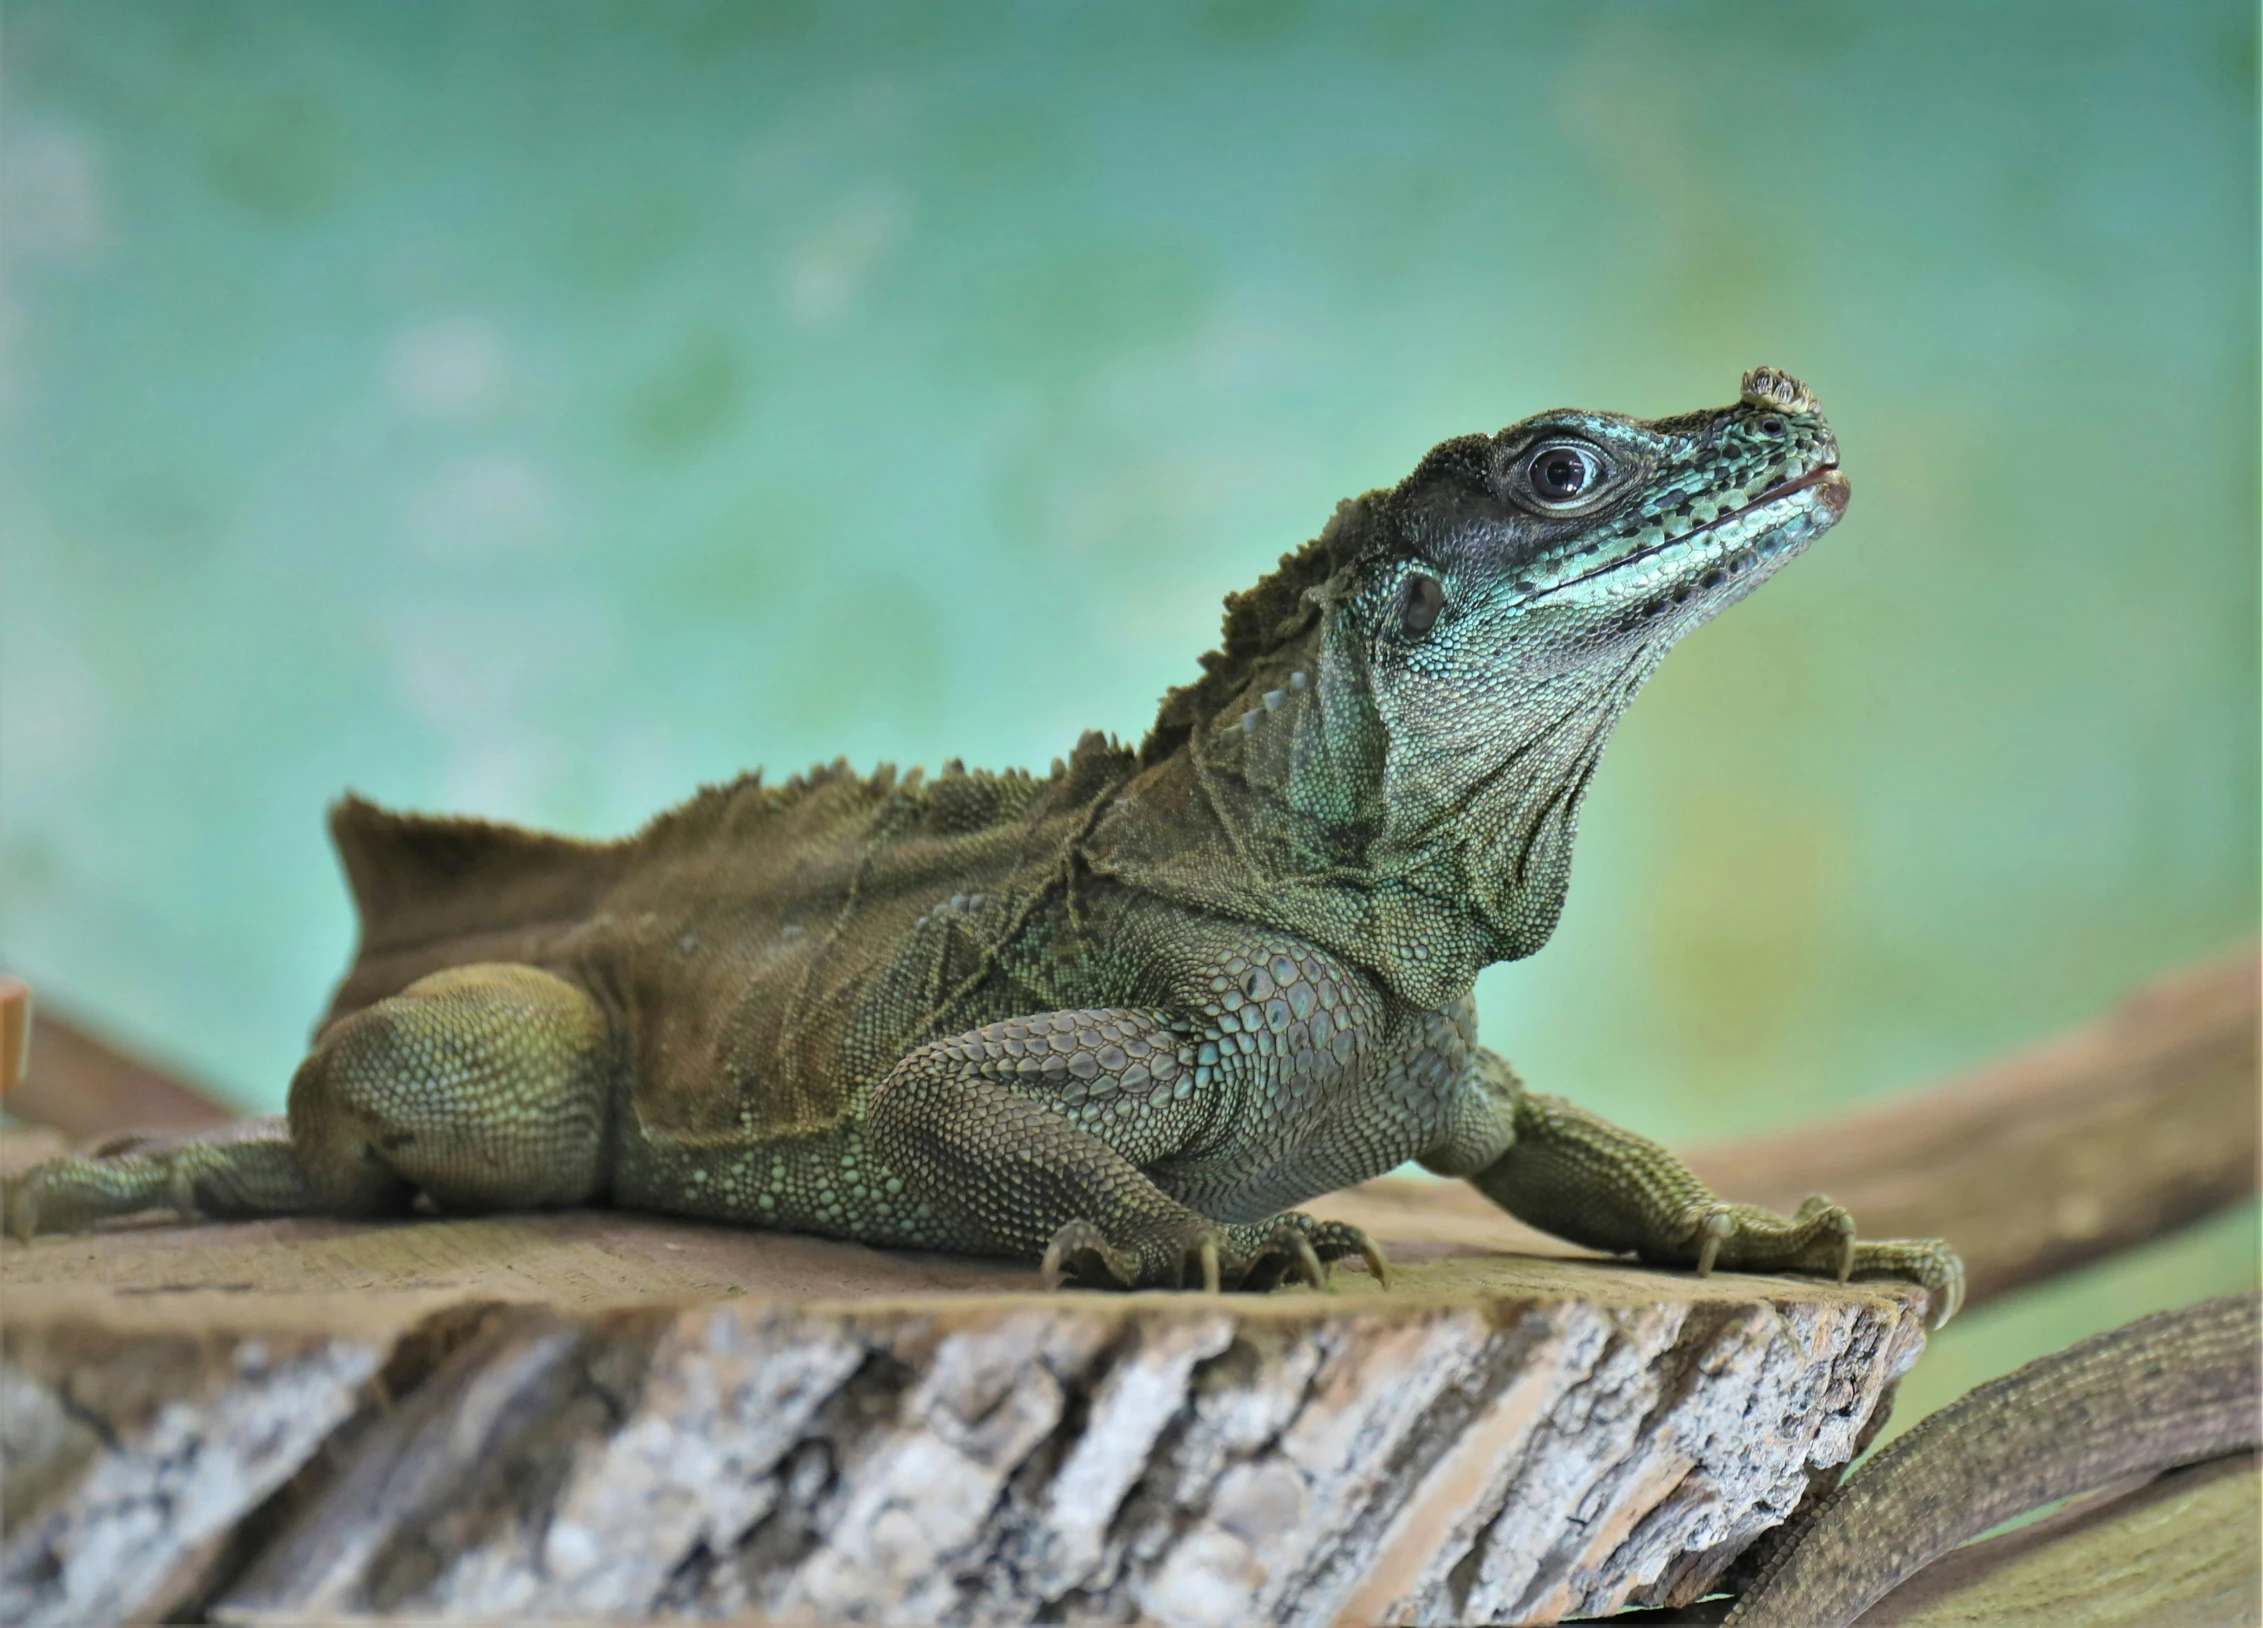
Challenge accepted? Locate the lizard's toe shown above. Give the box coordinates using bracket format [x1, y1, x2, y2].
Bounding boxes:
[1848, 1236, 1965, 1329]
[3, 1147, 178, 1240]
[1041, 1219, 1139, 1291]
[1229, 1217, 1330, 1292]
[1224, 1213, 1390, 1292]
[1299, 1218, 1391, 1288]
[4, 1170, 39, 1242]
[1681, 1194, 1857, 1280]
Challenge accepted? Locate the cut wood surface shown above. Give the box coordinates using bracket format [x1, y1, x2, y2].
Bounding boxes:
[0, 1160, 1925, 1628]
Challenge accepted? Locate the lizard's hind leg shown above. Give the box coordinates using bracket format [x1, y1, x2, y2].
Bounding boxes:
[290, 964, 612, 1216]
[3, 963, 614, 1240]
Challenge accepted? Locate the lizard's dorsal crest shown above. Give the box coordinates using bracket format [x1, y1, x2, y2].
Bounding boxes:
[1139, 494, 1376, 766]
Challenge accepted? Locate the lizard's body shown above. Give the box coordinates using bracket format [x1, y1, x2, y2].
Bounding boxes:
[4, 368, 1961, 1313]
[313, 762, 1469, 1250]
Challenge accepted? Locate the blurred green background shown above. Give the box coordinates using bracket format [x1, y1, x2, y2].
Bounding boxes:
[1, 1, 2255, 1414]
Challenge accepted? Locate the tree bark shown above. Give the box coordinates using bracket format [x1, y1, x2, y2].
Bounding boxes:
[2, 1200, 1923, 1627]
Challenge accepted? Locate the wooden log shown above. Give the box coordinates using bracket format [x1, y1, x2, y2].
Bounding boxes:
[0, 1190, 1926, 1627]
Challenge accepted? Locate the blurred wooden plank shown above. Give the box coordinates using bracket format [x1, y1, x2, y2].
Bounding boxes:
[0, 977, 28, 1095]
[1686, 946, 2260, 1309]
[4, 998, 235, 1140]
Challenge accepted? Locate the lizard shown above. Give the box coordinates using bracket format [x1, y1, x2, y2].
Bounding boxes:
[2, 367, 1962, 1321]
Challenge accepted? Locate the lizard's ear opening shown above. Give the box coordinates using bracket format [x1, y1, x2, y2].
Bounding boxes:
[1397, 574, 1444, 639]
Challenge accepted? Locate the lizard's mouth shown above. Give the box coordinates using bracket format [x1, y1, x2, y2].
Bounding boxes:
[1543, 460, 1847, 601]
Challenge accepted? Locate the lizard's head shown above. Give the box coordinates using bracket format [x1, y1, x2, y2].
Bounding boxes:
[1352, 364, 1845, 707]
[1335, 366, 1847, 957]
[1126, 368, 1848, 998]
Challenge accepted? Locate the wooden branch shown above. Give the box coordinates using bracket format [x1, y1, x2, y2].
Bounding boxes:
[1686, 947, 2260, 1309]
[1852, 1452, 2260, 1628]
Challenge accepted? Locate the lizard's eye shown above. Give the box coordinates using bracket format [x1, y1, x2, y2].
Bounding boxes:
[1526, 442, 1603, 506]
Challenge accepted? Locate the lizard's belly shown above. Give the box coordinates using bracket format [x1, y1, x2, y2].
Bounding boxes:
[1152, 1100, 1447, 1222]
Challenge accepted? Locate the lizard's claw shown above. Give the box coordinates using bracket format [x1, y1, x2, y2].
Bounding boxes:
[1195, 1235, 1223, 1294]
[1038, 1211, 1387, 1293]
[1673, 1193, 1963, 1329]
[1861, 1237, 1964, 1330]
[1298, 1218, 1391, 1289]
[1041, 1219, 1139, 1291]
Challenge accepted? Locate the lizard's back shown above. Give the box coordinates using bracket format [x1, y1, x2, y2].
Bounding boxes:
[322, 743, 1140, 1147]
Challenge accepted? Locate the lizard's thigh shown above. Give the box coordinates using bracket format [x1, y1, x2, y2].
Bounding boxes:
[290, 963, 611, 1213]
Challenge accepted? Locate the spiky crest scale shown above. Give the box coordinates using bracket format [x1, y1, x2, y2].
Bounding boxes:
[1138, 496, 1376, 765]
[334, 734, 1144, 935]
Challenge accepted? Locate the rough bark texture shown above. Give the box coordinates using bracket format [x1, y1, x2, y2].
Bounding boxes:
[0, 1190, 1924, 1628]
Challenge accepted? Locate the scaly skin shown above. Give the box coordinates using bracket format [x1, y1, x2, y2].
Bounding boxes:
[1725, 1292, 2263, 1628]
[2, 368, 1961, 1319]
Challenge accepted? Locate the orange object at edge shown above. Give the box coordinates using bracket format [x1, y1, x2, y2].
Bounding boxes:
[0, 976, 29, 1096]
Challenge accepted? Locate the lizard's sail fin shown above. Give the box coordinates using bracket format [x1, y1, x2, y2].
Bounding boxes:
[321, 795, 623, 1028]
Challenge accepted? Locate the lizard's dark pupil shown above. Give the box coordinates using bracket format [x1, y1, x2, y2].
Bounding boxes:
[1531, 448, 1592, 501]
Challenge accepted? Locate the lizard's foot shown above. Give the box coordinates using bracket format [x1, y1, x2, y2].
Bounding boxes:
[5, 1147, 174, 1240]
[1678, 1193, 1965, 1328]
[1041, 1211, 1389, 1294]
[4, 1118, 316, 1241]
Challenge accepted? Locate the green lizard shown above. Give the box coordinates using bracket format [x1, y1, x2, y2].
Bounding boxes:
[2, 368, 1962, 1321]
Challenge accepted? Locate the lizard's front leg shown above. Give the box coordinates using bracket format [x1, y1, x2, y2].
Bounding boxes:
[867, 1008, 1380, 1292]
[1424, 1051, 1964, 1326]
